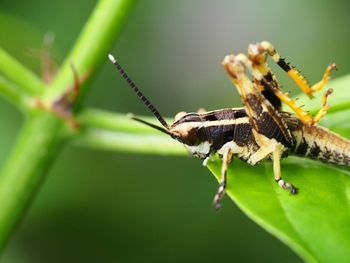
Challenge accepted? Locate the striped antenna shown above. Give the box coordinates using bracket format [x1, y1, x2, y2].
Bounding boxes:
[108, 54, 170, 130]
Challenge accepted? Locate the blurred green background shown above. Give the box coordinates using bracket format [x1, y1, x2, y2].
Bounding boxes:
[0, 0, 350, 262]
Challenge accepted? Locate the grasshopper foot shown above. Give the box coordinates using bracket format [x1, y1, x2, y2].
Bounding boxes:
[212, 183, 226, 210]
[276, 179, 299, 195]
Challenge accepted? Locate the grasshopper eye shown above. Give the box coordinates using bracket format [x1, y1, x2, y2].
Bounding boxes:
[174, 111, 187, 122]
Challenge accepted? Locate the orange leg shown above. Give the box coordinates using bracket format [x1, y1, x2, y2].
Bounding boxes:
[248, 41, 336, 125]
[259, 41, 337, 98]
[287, 63, 337, 97]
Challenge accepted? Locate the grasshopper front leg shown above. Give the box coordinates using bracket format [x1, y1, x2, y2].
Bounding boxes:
[212, 148, 233, 210]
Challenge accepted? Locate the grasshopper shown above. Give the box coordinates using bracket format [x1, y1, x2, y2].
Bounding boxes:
[108, 41, 350, 209]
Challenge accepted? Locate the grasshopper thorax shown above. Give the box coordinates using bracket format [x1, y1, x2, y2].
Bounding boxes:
[170, 109, 252, 158]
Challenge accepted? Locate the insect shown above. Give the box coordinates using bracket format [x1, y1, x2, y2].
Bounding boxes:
[108, 41, 350, 209]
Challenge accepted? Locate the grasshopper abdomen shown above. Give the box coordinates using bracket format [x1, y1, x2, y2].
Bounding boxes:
[292, 123, 350, 166]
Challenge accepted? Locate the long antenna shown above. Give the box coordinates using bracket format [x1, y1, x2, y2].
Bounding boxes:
[127, 113, 171, 136]
[108, 54, 170, 130]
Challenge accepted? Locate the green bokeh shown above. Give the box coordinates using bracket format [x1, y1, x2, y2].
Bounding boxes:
[0, 0, 349, 262]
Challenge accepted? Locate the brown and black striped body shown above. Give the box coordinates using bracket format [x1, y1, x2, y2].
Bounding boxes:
[170, 108, 293, 166]
[169, 108, 259, 161]
[171, 108, 350, 168]
[282, 112, 350, 166]
[296, 126, 350, 166]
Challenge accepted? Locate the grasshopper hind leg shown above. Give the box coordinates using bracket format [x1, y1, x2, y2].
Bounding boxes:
[250, 41, 336, 126]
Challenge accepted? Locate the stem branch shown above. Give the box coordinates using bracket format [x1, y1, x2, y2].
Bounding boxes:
[0, 0, 136, 252]
[0, 112, 66, 249]
[0, 76, 32, 111]
[76, 108, 186, 155]
[0, 48, 44, 96]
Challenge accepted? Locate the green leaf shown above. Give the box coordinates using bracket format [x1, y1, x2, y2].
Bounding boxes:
[208, 157, 350, 263]
[207, 75, 350, 263]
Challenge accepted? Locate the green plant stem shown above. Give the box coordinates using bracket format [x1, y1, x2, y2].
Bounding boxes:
[0, 48, 44, 96]
[0, 0, 136, 252]
[0, 76, 32, 111]
[44, 0, 136, 102]
[76, 108, 186, 155]
[75, 129, 186, 155]
[78, 108, 173, 134]
[0, 111, 67, 249]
